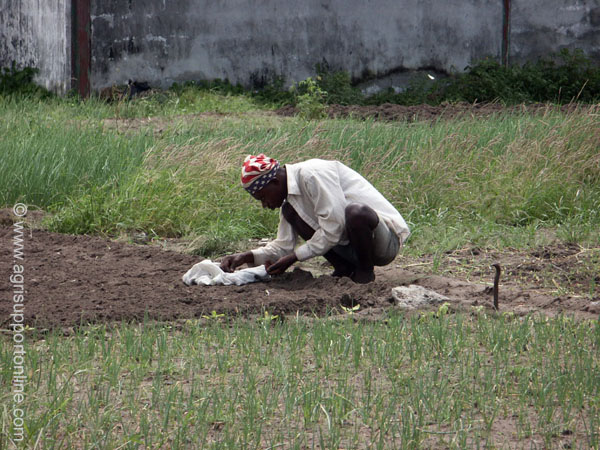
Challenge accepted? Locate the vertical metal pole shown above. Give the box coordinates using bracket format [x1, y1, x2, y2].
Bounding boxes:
[71, 0, 91, 97]
[502, 0, 511, 67]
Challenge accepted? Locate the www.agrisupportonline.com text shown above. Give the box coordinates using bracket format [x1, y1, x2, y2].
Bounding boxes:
[9, 203, 28, 444]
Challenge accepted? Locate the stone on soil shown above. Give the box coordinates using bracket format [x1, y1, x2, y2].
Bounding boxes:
[391, 285, 449, 310]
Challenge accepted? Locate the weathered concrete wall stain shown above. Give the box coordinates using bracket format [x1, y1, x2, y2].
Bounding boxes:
[511, 0, 600, 65]
[0, 0, 71, 93]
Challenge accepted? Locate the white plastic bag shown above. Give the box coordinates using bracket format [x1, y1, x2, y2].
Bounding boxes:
[182, 259, 269, 286]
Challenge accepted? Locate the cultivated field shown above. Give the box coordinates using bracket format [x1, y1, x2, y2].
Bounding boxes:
[1, 90, 599, 448]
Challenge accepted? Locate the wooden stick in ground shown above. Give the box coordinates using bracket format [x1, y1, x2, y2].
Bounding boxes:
[491, 263, 501, 311]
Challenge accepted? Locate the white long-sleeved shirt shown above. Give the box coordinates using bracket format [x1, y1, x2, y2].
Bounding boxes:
[251, 159, 410, 265]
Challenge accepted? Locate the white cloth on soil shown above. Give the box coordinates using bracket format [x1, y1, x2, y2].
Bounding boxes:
[182, 259, 269, 286]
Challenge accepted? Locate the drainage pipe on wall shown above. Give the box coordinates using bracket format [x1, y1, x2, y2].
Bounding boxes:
[502, 0, 511, 67]
[71, 0, 91, 97]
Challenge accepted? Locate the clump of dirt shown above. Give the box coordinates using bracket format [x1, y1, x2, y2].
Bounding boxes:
[1, 225, 598, 329]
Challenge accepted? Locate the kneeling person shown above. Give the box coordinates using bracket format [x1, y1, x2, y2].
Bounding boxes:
[220, 154, 410, 284]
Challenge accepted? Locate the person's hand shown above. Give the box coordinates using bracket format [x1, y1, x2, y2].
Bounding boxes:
[220, 252, 253, 273]
[266, 253, 298, 275]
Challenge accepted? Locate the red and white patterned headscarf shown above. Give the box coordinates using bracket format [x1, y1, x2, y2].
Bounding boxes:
[241, 154, 280, 194]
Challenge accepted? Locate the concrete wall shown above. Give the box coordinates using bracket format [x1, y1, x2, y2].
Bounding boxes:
[511, 0, 600, 65]
[0, 0, 71, 93]
[2, 0, 599, 94]
[90, 0, 503, 90]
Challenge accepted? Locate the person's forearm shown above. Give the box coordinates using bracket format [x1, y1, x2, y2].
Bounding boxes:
[266, 253, 298, 275]
[251, 246, 289, 266]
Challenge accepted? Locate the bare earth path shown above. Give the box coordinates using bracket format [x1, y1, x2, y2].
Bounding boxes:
[2, 224, 598, 329]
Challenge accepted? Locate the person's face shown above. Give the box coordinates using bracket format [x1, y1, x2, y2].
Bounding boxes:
[252, 178, 286, 209]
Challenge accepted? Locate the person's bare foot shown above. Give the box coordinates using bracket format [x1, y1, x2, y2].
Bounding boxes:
[351, 268, 375, 284]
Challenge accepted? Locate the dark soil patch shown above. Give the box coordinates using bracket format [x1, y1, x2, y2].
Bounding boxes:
[276, 102, 584, 122]
[1, 225, 598, 329]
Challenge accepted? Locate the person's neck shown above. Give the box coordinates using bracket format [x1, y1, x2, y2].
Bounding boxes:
[280, 166, 288, 198]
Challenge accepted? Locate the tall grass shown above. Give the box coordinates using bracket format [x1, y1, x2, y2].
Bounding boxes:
[58, 108, 600, 251]
[1, 95, 598, 254]
[0, 99, 151, 208]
